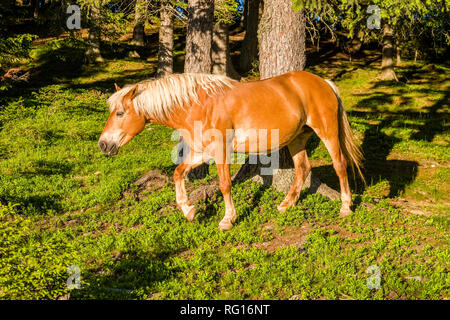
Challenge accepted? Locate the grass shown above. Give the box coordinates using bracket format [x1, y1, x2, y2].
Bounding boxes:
[0, 37, 449, 300]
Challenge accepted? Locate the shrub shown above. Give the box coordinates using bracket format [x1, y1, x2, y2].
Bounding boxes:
[0, 34, 37, 72]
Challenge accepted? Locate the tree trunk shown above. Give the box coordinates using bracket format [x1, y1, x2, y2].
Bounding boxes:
[232, 0, 339, 200]
[182, 0, 215, 180]
[184, 0, 214, 73]
[157, 0, 174, 77]
[85, 4, 104, 64]
[132, 0, 147, 46]
[380, 23, 398, 81]
[241, 0, 249, 30]
[32, 0, 39, 18]
[212, 22, 240, 79]
[239, 0, 261, 72]
[396, 36, 401, 66]
[259, 0, 305, 78]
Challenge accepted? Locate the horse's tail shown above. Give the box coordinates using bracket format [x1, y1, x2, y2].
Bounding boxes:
[325, 79, 366, 184]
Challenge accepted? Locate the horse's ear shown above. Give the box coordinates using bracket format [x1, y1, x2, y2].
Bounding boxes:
[127, 85, 138, 100]
[114, 83, 121, 92]
[122, 85, 138, 108]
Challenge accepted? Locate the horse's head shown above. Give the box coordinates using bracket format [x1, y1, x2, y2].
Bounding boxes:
[98, 84, 146, 156]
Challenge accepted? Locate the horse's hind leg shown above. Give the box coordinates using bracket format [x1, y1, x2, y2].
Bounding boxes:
[173, 150, 205, 221]
[277, 129, 313, 213]
[317, 134, 352, 217]
[325, 137, 352, 216]
[216, 161, 237, 231]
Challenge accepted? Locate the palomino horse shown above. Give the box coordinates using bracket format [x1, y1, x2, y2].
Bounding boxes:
[98, 71, 364, 230]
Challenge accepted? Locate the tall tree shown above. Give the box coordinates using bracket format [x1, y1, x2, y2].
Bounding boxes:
[132, 0, 148, 46]
[157, 0, 174, 77]
[239, 0, 261, 72]
[31, 0, 39, 18]
[259, 0, 305, 78]
[85, 2, 104, 64]
[380, 23, 397, 81]
[211, 0, 240, 79]
[184, 0, 215, 73]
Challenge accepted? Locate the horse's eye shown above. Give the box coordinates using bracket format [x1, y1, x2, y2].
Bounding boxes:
[116, 111, 125, 117]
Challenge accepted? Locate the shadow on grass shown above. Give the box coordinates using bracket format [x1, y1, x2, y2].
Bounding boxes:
[351, 63, 449, 144]
[71, 253, 174, 299]
[0, 193, 64, 215]
[0, 158, 76, 214]
[353, 116, 418, 197]
[28, 159, 74, 176]
[410, 88, 449, 142]
[362, 117, 419, 197]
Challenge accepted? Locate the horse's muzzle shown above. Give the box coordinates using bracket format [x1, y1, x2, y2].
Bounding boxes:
[98, 140, 118, 156]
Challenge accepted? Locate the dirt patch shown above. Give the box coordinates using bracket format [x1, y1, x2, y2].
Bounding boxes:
[325, 224, 363, 240]
[253, 223, 312, 253]
[134, 169, 170, 190]
[389, 197, 443, 216]
[130, 170, 221, 207]
[121, 169, 172, 203]
[188, 179, 220, 205]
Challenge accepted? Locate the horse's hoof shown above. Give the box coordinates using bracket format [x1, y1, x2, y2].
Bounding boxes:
[277, 205, 288, 213]
[228, 212, 237, 223]
[183, 205, 196, 222]
[218, 219, 233, 231]
[339, 207, 352, 217]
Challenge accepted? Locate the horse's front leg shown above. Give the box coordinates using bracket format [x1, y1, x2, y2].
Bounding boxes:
[216, 162, 237, 231]
[173, 150, 204, 221]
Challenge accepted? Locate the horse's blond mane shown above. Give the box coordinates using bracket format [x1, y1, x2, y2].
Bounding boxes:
[107, 73, 236, 122]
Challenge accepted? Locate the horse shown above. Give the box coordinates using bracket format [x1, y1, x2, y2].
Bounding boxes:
[98, 71, 364, 230]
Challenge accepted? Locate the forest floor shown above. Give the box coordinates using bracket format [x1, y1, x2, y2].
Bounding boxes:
[0, 35, 448, 299]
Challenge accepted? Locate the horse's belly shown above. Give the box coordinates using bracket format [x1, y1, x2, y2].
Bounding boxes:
[231, 125, 295, 154]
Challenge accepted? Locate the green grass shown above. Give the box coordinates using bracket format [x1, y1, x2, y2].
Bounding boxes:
[0, 38, 449, 299]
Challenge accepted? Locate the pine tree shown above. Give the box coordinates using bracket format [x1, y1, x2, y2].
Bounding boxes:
[184, 0, 215, 73]
[132, 0, 148, 46]
[85, 2, 104, 64]
[239, 0, 261, 72]
[157, 0, 174, 77]
[211, 0, 240, 79]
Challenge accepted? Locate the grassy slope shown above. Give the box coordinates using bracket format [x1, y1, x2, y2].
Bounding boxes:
[0, 38, 448, 299]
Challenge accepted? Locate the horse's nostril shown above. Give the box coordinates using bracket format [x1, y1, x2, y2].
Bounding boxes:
[98, 141, 107, 153]
[108, 143, 118, 155]
[99, 140, 119, 155]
